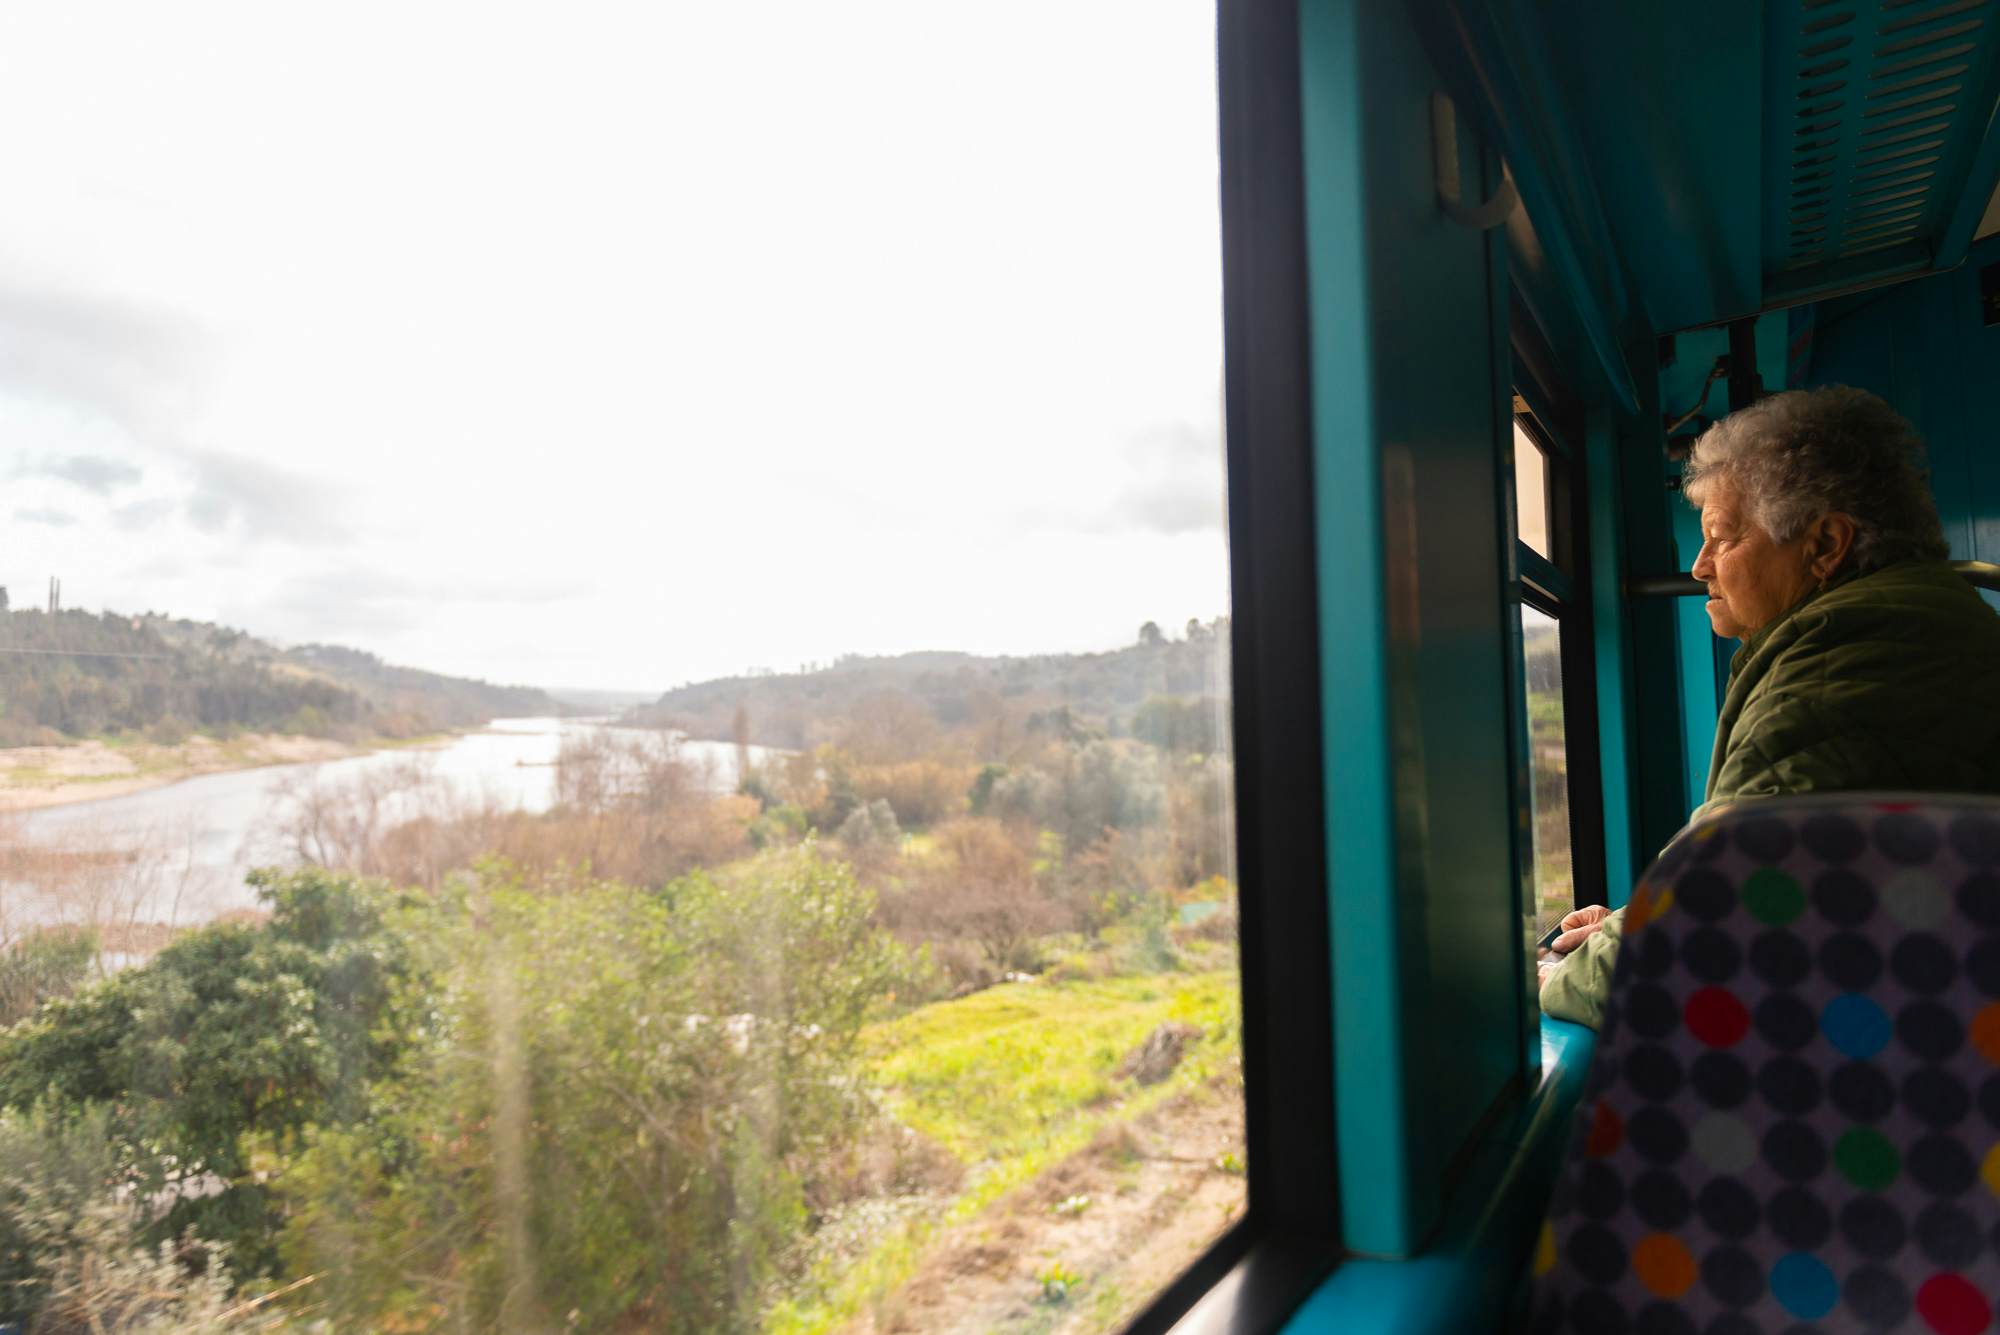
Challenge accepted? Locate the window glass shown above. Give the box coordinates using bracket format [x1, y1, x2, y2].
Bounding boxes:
[0, 5, 1243, 1331]
[1521, 604, 1574, 937]
[1514, 420, 1552, 560]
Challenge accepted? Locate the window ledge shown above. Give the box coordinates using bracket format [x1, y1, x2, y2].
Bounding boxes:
[1273, 1017, 1597, 1333]
[1154, 1231, 1340, 1335]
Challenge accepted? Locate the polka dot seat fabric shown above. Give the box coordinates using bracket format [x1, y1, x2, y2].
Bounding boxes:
[1530, 796, 2000, 1335]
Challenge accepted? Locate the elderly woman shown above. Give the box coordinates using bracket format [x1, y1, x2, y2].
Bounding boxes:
[1540, 385, 2000, 1028]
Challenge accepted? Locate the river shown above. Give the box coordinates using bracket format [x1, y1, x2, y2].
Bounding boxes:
[3, 718, 767, 934]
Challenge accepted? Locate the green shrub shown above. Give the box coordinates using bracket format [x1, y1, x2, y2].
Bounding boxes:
[0, 926, 98, 1029]
[0, 869, 413, 1278]
[283, 846, 901, 1333]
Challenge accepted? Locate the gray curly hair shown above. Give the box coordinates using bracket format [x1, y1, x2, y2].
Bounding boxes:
[1683, 385, 1948, 575]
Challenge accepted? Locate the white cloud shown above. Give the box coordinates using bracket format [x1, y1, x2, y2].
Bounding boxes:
[13, 452, 145, 495]
[14, 507, 77, 527]
[0, 0, 1227, 691]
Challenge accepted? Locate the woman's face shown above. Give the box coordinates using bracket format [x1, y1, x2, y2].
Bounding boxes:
[1690, 479, 1818, 640]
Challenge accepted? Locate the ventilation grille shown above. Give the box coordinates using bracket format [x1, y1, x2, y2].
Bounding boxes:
[1767, 0, 2000, 287]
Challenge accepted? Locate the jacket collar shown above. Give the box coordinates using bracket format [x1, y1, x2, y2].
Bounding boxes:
[1727, 563, 1876, 680]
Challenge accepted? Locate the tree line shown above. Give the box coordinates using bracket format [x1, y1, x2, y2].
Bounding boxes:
[0, 609, 558, 746]
[626, 617, 1233, 752]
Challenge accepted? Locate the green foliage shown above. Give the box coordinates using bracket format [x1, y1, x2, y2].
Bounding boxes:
[978, 740, 1166, 858]
[1037, 1258, 1081, 1302]
[0, 609, 367, 743]
[0, 1102, 262, 1331]
[748, 802, 811, 849]
[867, 973, 1238, 1166]
[627, 626, 1233, 753]
[0, 869, 413, 1277]
[1128, 695, 1222, 755]
[0, 926, 98, 1029]
[0, 607, 557, 745]
[283, 846, 901, 1333]
[966, 762, 1007, 815]
[0, 1101, 125, 1321]
[835, 797, 901, 849]
[813, 747, 862, 831]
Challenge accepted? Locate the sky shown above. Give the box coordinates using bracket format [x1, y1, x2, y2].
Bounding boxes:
[0, 2, 1229, 692]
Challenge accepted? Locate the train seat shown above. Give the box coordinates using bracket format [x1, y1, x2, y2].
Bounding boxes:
[1529, 795, 2000, 1334]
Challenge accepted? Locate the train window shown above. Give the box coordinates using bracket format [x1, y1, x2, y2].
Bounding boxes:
[1520, 604, 1574, 936]
[1510, 395, 1605, 935]
[1513, 420, 1553, 560]
[0, 5, 1247, 1332]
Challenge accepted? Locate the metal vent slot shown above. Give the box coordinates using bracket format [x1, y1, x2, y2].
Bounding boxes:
[1875, 19, 1984, 54]
[1861, 119, 1956, 146]
[1768, 0, 1998, 287]
[1848, 182, 1937, 203]
[1865, 63, 1968, 93]
[1855, 136, 1947, 164]
[1851, 197, 1932, 219]
[1863, 83, 1963, 112]
[1865, 103, 1960, 128]
[1840, 235, 1921, 256]
[1854, 153, 1942, 176]
[1846, 211, 1926, 231]
[1847, 219, 1924, 236]
[1849, 166, 1939, 187]
[1872, 41, 1977, 75]
[1879, 0, 1987, 30]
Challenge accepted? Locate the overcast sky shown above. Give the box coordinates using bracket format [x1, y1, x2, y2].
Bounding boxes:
[0, 2, 1228, 693]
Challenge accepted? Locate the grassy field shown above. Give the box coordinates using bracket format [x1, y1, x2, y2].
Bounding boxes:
[767, 969, 1241, 1334]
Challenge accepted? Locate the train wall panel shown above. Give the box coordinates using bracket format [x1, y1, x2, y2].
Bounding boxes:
[1299, 0, 1526, 1257]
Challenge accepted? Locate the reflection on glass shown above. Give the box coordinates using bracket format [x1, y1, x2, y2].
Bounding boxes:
[1522, 605, 1573, 938]
[1514, 420, 1552, 560]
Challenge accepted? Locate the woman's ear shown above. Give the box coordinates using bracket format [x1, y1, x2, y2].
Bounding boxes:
[1805, 512, 1857, 580]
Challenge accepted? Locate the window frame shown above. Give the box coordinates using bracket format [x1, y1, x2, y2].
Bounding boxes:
[1122, 1, 1344, 1332]
[1509, 362, 1610, 932]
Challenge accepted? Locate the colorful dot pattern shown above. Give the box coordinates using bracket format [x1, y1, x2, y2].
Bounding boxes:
[1533, 797, 2000, 1334]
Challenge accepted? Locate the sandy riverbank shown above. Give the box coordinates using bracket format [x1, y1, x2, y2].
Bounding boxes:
[0, 733, 372, 813]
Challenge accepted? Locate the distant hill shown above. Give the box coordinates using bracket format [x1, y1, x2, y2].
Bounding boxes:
[0, 608, 561, 746]
[624, 620, 1232, 751]
[544, 686, 660, 714]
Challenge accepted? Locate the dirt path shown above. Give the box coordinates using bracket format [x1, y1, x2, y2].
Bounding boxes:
[843, 1076, 1247, 1335]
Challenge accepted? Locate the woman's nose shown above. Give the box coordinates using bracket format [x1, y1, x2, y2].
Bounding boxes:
[1691, 541, 1714, 579]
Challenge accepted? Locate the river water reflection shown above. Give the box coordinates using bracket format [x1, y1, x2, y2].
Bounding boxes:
[6, 718, 762, 930]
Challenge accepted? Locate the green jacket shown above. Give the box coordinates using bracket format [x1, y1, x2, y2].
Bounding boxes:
[1541, 560, 2000, 1028]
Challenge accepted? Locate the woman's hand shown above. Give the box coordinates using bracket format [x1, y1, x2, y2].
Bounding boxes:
[1551, 904, 1610, 955]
